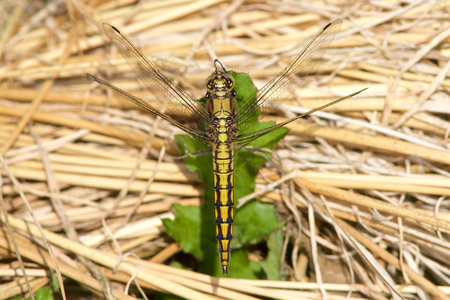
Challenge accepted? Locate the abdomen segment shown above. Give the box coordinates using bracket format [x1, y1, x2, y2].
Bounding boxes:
[213, 147, 234, 274]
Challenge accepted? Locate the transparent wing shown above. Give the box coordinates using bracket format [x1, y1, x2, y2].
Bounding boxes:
[234, 19, 343, 146]
[235, 88, 366, 148]
[101, 23, 210, 124]
[88, 73, 210, 144]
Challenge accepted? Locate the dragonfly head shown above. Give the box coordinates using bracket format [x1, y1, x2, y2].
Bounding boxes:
[205, 62, 235, 93]
[205, 72, 235, 93]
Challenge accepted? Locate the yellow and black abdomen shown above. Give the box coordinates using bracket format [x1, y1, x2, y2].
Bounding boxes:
[213, 143, 234, 274]
[205, 69, 237, 274]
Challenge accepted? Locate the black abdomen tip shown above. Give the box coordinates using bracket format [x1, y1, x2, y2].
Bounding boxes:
[222, 265, 228, 274]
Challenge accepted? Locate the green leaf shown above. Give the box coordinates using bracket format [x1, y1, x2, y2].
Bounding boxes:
[224, 248, 263, 278]
[261, 229, 284, 280]
[169, 261, 187, 270]
[162, 204, 202, 259]
[229, 71, 258, 111]
[33, 286, 53, 300]
[173, 135, 218, 275]
[248, 122, 289, 150]
[234, 201, 279, 246]
[175, 135, 210, 177]
[50, 272, 59, 293]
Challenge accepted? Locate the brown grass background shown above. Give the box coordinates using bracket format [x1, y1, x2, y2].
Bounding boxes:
[0, 0, 449, 299]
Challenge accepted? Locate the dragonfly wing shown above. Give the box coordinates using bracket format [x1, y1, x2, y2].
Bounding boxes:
[235, 88, 366, 148]
[101, 23, 210, 125]
[234, 19, 342, 140]
[88, 73, 210, 144]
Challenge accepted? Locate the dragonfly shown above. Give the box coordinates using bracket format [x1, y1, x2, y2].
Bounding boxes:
[88, 19, 365, 274]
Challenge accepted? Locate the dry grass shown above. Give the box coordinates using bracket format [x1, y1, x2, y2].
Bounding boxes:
[1, 0, 449, 299]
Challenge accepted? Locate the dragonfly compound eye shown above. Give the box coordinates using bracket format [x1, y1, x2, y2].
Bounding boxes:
[226, 77, 235, 90]
[205, 74, 216, 91]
